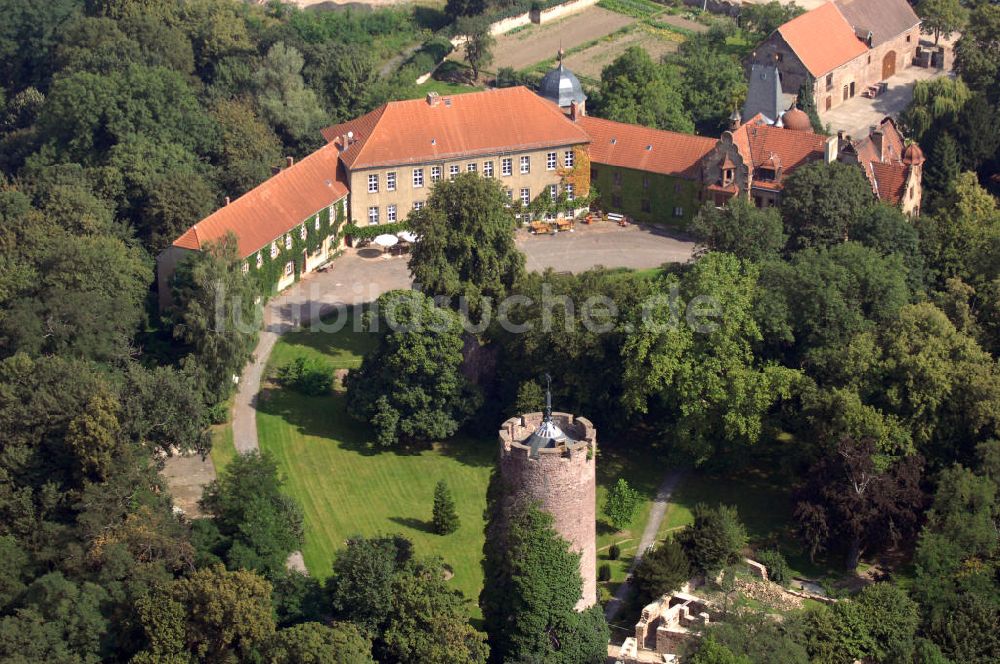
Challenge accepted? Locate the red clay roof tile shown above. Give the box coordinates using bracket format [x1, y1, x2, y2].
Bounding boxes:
[778, 2, 868, 77]
[172, 142, 348, 259]
[576, 115, 716, 179]
[320, 87, 590, 170]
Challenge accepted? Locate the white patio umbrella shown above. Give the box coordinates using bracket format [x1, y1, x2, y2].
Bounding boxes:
[396, 230, 418, 243]
[373, 234, 399, 248]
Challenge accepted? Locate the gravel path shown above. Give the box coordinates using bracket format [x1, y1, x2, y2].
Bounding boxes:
[604, 470, 684, 622]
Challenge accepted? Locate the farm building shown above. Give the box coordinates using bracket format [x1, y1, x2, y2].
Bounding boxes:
[753, 0, 921, 114]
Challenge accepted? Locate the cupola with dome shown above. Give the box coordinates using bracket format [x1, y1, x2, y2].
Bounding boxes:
[539, 49, 587, 114]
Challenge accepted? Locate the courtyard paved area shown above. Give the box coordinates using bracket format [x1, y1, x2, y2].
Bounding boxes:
[519, 222, 695, 273]
[821, 38, 955, 139]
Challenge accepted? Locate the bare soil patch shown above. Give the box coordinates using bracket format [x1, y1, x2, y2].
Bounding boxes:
[489, 7, 636, 71]
[563, 28, 679, 80]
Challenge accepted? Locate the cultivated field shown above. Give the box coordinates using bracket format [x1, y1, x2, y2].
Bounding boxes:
[562, 26, 679, 80]
[489, 7, 636, 71]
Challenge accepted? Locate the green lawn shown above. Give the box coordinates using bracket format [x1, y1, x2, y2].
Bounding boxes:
[209, 421, 236, 474]
[258, 317, 494, 606]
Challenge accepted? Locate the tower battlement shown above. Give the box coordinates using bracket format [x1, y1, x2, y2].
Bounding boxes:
[498, 412, 596, 459]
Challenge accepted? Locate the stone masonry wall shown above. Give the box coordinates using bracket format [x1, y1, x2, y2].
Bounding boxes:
[499, 412, 597, 610]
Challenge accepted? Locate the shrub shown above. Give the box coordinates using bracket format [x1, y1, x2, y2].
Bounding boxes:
[755, 549, 789, 585]
[276, 356, 333, 396]
[598, 563, 612, 583]
[608, 543, 621, 561]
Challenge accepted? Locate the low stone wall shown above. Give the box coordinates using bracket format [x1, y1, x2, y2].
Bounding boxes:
[535, 0, 600, 24]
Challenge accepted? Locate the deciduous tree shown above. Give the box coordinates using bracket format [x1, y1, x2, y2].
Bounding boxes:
[345, 290, 479, 447]
[408, 173, 524, 321]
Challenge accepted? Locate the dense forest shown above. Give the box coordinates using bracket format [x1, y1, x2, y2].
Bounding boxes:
[0, 0, 998, 662]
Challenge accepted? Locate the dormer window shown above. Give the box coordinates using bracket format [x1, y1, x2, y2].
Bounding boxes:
[723, 168, 734, 185]
[757, 167, 776, 182]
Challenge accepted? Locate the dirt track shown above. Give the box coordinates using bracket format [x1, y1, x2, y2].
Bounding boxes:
[490, 7, 636, 71]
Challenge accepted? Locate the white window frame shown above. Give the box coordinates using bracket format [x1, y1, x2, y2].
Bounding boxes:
[565, 183, 575, 201]
[501, 157, 512, 177]
[285, 234, 292, 250]
[520, 187, 530, 205]
[520, 155, 530, 174]
[270, 242, 278, 259]
[430, 166, 441, 183]
[387, 204, 397, 223]
[484, 161, 494, 178]
[368, 173, 378, 193]
[546, 152, 557, 170]
[548, 184, 558, 200]
[467, 162, 477, 173]
[314, 217, 320, 231]
[300, 225, 307, 241]
[368, 206, 379, 225]
[673, 207, 684, 217]
[256, 252, 263, 268]
[413, 201, 424, 211]
[413, 168, 424, 188]
[564, 149, 574, 167]
[284, 261, 294, 277]
[386, 171, 396, 191]
[449, 164, 459, 180]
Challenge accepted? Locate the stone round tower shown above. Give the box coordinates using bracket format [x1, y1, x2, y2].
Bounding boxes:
[498, 391, 597, 610]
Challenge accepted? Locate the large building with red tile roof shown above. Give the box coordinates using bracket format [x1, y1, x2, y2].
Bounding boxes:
[574, 115, 716, 224]
[321, 86, 592, 227]
[157, 142, 349, 307]
[754, 0, 920, 115]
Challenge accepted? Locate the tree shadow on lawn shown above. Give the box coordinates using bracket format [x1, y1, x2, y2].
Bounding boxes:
[258, 388, 496, 468]
[388, 516, 437, 535]
[276, 309, 376, 368]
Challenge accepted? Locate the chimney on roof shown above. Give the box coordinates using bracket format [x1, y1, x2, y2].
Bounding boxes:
[426, 91, 440, 107]
[871, 127, 884, 161]
[286, 156, 294, 168]
[569, 100, 580, 121]
[224, 196, 230, 206]
[825, 135, 839, 164]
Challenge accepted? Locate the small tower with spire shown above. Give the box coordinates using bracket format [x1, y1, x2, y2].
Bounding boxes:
[539, 48, 587, 116]
[497, 376, 598, 609]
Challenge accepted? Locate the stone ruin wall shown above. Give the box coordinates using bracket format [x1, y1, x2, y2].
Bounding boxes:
[499, 412, 597, 610]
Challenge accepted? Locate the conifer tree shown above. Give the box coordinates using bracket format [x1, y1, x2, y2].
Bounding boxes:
[432, 480, 460, 535]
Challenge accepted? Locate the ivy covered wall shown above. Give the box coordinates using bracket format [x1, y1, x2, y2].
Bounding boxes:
[243, 198, 347, 297]
[590, 165, 702, 228]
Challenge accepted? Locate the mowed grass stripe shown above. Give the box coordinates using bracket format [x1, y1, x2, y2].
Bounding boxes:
[258, 372, 493, 604]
